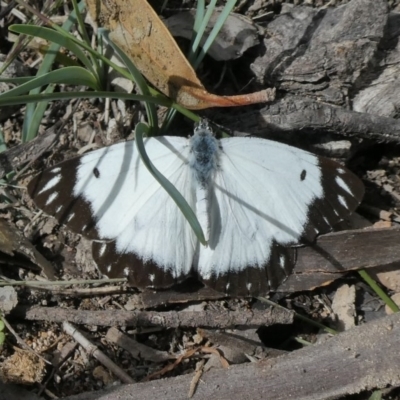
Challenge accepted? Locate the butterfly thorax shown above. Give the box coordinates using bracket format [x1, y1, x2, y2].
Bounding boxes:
[189, 126, 219, 185]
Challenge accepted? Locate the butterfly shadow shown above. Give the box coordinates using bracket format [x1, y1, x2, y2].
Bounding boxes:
[301, 239, 347, 273]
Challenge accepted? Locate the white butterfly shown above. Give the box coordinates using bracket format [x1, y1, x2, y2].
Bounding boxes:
[28, 120, 364, 296]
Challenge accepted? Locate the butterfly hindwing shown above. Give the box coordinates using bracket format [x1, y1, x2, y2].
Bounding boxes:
[92, 240, 185, 289]
[200, 245, 296, 296]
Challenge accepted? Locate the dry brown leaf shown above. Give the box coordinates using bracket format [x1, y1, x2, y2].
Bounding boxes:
[86, 0, 275, 109]
[141, 345, 229, 383]
[200, 346, 230, 369]
[142, 348, 199, 382]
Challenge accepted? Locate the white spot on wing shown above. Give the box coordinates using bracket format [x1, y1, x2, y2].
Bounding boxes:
[38, 174, 61, 194]
[107, 265, 112, 273]
[45, 192, 58, 205]
[172, 269, 179, 279]
[51, 167, 61, 173]
[67, 213, 75, 222]
[149, 274, 155, 282]
[336, 176, 352, 195]
[56, 205, 62, 213]
[123, 267, 129, 277]
[246, 283, 252, 291]
[225, 282, 230, 291]
[99, 243, 106, 257]
[82, 225, 87, 231]
[280, 255, 285, 269]
[202, 272, 211, 280]
[338, 195, 348, 208]
[337, 168, 345, 174]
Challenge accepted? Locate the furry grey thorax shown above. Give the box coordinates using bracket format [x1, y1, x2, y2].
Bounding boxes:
[189, 121, 219, 185]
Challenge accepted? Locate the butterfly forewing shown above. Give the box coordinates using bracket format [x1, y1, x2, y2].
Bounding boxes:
[28, 137, 197, 289]
[28, 158, 100, 240]
[301, 158, 364, 243]
[28, 125, 364, 296]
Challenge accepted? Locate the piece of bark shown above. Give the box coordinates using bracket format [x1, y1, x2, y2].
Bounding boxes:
[217, 2, 400, 145]
[0, 219, 55, 279]
[0, 124, 59, 179]
[223, 97, 400, 145]
[0, 382, 43, 400]
[353, 12, 400, 118]
[141, 285, 227, 308]
[373, 267, 400, 292]
[62, 311, 400, 400]
[331, 284, 356, 331]
[0, 286, 18, 314]
[280, 226, 400, 292]
[13, 306, 293, 328]
[251, 0, 388, 104]
[105, 327, 170, 363]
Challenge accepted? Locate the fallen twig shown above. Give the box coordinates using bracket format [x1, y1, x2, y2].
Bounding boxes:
[14, 306, 293, 328]
[63, 322, 135, 384]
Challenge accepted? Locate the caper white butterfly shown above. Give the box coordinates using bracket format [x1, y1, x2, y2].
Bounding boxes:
[28, 121, 364, 296]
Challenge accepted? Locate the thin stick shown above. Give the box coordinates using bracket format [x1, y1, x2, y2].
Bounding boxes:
[62, 322, 135, 384]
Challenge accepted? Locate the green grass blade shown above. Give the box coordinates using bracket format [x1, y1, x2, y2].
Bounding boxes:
[190, 0, 217, 60]
[17, 1, 86, 142]
[71, 0, 95, 57]
[368, 390, 382, 400]
[0, 91, 172, 107]
[98, 28, 158, 131]
[0, 129, 7, 153]
[193, 1, 206, 34]
[358, 269, 400, 313]
[10, 25, 97, 76]
[0, 76, 48, 84]
[27, 84, 56, 143]
[0, 88, 197, 123]
[11, 24, 125, 82]
[135, 122, 206, 245]
[187, 0, 205, 63]
[164, 0, 235, 131]
[0, 67, 100, 98]
[193, 0, 237, 69]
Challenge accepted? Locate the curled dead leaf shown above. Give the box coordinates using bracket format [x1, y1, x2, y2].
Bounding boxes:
[86, 0, 275, 109]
